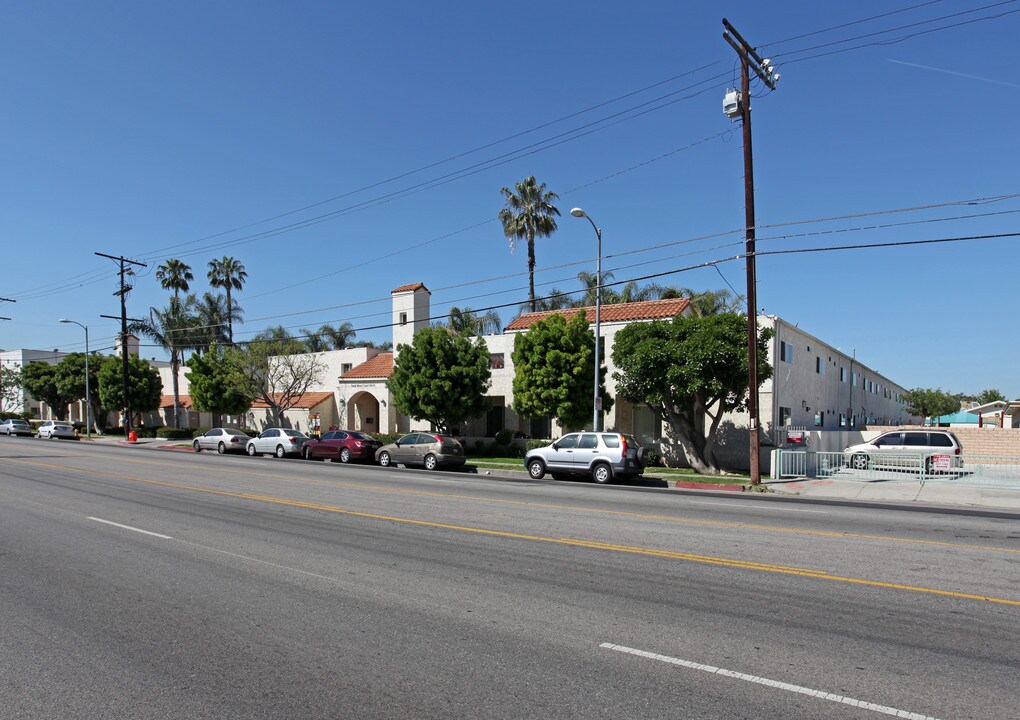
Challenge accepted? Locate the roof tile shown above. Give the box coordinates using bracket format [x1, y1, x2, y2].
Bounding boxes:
[504, 297, 691, 331]
[251, 391, 335, 410]
[341, 352, 394, 379]
[391, 282, 429, 294]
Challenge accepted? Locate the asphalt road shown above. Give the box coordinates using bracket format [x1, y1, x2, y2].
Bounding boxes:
[2, 437, 1018, 719]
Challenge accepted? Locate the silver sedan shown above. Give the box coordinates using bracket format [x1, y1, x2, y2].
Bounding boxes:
[246, 428, 309, 458]
[192, 427, 251, 454]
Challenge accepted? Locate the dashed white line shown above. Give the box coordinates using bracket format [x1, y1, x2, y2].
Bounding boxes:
[86, 517, 173, 539]
[600, 643, 941, 720]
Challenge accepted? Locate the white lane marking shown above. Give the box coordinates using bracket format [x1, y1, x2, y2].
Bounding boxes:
[601, 643, 941, 720]
[86, 517, 173, 539]
[688, 501, 828, 514]
[178, 540, 343, 583]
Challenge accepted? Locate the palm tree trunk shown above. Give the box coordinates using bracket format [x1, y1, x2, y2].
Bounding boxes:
[171, 353, 181, 429]
[527, 231, 536, 313]
[226, 285, 233, 344]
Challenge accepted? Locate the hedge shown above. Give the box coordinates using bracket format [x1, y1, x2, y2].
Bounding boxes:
[156, 427, 194, 440]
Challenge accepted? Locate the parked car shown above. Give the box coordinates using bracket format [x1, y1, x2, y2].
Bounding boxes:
[246, 428, 309, 458]
[844, 430, 963, 472]
[37, 420, 77, 440]
[525, 432, 645, 484]
[193, 427, 251, 454]
[375, 433, 465, 471]
[302, 430, 382, 463]
[0, 419, 34, 436]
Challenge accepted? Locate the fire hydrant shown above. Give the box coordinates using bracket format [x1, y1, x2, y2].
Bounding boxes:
[128, 430, 138, 443]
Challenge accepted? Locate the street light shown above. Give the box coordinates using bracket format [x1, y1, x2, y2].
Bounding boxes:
[570, 207, 603, 432]
[59, 319, 91, 439]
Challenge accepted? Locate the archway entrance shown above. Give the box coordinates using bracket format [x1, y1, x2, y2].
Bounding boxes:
[347, 392, 381, 433]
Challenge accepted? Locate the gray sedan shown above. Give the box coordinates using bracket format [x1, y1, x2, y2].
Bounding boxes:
[192, 427, 251, 454]
[0, 419, 34, 436]
[246, 428, 309, 458]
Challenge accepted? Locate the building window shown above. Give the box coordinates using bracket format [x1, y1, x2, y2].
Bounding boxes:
[779, 406, 792, 425]
[780, 341, 794, 364]
[840, 367, 846, 382]
[839, 413, 847, 427]
[489, 353, 505, 370]
[814, 411, 824, 427]
[399, 312, 408, 326]
[853, 373, 858, 387]
[341, 363, 352, 374]
[816, 357, 824, 375]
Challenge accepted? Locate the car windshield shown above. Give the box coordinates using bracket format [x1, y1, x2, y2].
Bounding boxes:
[282, 430, 307, 438]
[225, 429, 247, 436]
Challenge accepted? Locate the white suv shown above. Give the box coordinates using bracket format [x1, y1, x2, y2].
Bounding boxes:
[525, 432, 645, 484]
[844, 430, 963, 472]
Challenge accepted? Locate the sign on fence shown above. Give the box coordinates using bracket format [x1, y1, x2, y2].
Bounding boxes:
[932, 454, 951, 471]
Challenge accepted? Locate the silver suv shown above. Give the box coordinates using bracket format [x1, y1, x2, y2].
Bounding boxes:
[844, 430, 963, 472]
[525, 432, 645, 484]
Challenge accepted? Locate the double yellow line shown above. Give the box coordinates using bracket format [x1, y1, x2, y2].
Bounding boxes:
[12, 457, 1020, 607]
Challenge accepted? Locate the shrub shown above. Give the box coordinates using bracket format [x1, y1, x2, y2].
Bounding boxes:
[156, 427, 194, 440]
[642, 448, 662, 467]
[192, 427, 211, 438]
[526, 439, 551, 452]
[493, 429, 513, 447]
[371, 432, 404, 446]
[104, 426, 125, 436]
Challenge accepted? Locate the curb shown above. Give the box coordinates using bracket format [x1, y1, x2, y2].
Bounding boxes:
[158, 444, 195, 452]
[672, 481, 747, 492]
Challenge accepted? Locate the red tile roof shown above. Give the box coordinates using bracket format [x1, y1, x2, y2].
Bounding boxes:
[160, 394, 193, 409]
[391, 282, 430, 294]
[505, 297, 692, 331]
[251, 391, 335, 410]
[341, 352, 394, 379]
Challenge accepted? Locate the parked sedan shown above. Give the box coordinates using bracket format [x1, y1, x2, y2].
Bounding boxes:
[375, 433, 465, 471]
[193, 427, 251, 454]
[246, 428, 309, 458]
[301, 430, 382, 463]
[38, 420, 76, 440]
[0, 419, 34, 437]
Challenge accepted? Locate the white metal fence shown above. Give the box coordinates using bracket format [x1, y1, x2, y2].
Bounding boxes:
[774, 450, 1020, 487]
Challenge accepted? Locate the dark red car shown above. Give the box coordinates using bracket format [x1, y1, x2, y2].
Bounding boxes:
[301, 430, 382, 463]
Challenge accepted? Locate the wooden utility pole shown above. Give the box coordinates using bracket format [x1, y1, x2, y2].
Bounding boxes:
[96, 252, 147, 433]
[723, 19, 779, 485]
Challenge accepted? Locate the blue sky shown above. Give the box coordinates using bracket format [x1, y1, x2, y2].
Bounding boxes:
[2, 1, 1018, 398]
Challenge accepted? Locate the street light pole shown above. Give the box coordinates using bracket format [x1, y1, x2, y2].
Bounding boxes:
[60, 319, 90, 439]
[571, 208, 603, 432]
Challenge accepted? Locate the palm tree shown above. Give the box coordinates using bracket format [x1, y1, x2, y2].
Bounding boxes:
[194, 291, 236, 352]
[155, 259, 194, 299]
[207, 256, 248, 344]
[659, 286, 745, 315]
[442, 307, 503, 336]
[575, 270, 618, 307]
[498, 176, 561, 312]
[129, 296, 198, 428]
[320, 322, 356, 350]
[300, 328, 330, 353]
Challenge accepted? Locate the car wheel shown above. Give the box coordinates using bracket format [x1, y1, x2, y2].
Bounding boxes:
[247, 444, 257, 456]
[592, 462, 613, 484]
[527, 459, 545, 479]
[851, 454, 869, 471]
[378, 451, 392, 467]
[303, 447, 314, 460]
[273, 444, 286, 459]
[217, 442, 226, 455]
[193, 440, 201, 453]
[423, 453, 438, 471]
[339, 447, 352, 463]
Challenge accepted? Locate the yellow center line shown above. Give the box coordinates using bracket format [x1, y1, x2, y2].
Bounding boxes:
[10, 457, 1020, 607]
[100, 453, 1020, 556]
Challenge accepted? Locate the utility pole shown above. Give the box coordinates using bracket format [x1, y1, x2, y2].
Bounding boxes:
[722, 19, 780, 485]
[96, 252, 147, 433]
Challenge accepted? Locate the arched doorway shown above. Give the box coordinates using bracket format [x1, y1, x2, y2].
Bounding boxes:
[347, 391, 381, 433]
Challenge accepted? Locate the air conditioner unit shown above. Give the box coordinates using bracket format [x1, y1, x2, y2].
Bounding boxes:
[723, 89, 741, 120]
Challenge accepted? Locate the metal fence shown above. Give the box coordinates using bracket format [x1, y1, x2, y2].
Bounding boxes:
[774, 450, 1020, 487]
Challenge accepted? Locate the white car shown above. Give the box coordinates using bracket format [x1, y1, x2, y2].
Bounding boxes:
[192, 427, 251, 454]
[844, 430, 963, 472]
[38, 420, 76, 440]
[0, 419, 34, 436]
[246, 428, 309, 458]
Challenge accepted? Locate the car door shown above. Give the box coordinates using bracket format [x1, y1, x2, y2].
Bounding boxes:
[545, 434, 580, 471]
[574, 434, 600, 471]
[871, 431, 904, 468]
[201, 428, 222, 450]
[903, 432, 932, 468]
[256, 429, 278, 453]
[311, 431, 331, 457]
[393, 434, 419, 464]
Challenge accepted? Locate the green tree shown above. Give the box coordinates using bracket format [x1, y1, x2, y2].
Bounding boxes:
[54, 353, 104, 432]
[97, 355, 162, 427]
[1, 363, 23, 414]
[20, 361, 76, 420]
[155, 258, 194, 299]
[498, 176, 561, 313]
[130, 296, 199, 428]
[612, 313, 774, 475]
[225, 331, 326, 426]
[207, 256, 247, 344]
[977, 388, 1007, 404]
[388, 327, 491, 434]
[660, 287, 744, 315]
[511, 311, 612, 431]
[194, 291, 237, 352]
[299, 322, 358, 352]
[904, 388, 959, 424]
[437, 307, 502, 336]
[185, 346, 250, 417]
